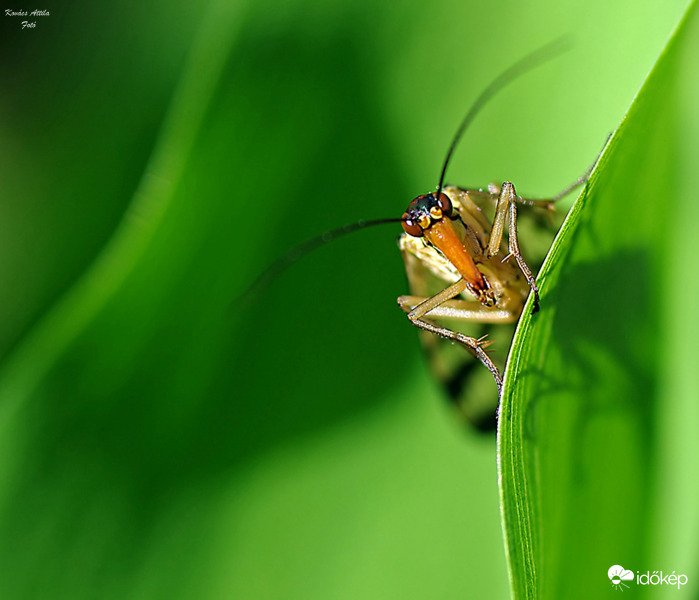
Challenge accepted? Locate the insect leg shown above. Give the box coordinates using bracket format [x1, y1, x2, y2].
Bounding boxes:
[517, 153, 598, 208]
[485, 182, 541, 313]
[456, 161, 591, 213]
[398, 279, 504, 393]
[397, 296, 517, 324]
[505, 192, 541, 313]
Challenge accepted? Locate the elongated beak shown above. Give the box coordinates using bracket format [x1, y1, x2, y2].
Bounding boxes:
[424, 219, 488, 293]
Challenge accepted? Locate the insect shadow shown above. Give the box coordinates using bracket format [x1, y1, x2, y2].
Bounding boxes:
[517, 246, 654, 485]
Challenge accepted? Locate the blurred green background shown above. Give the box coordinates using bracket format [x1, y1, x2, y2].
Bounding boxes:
[0, 0, 691, 598]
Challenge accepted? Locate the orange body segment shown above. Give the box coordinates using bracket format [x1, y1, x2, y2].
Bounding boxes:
[424, 219, 486, 290]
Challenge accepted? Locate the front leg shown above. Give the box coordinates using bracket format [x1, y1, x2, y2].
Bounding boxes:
[398, 279, 504, 395]
[397, 296, 518, 324]
[486, 181, 541, 313]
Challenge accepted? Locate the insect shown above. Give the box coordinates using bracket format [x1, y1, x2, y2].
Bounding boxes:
[396, 178, 586, 428]
[242, 41, 591, 429]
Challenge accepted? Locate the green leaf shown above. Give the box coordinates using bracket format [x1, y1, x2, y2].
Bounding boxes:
[499, 1, 699, 598]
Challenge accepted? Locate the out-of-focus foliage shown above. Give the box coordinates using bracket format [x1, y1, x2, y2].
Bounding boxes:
[0, 0, 691, 598]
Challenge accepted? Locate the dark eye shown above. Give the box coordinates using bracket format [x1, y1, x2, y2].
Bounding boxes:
[401, 212, 423, 237]
[437, 192, 453, 217]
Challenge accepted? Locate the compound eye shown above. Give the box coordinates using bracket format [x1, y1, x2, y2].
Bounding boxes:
[437, 192, 453, 217]
[401, 212, 423, 237]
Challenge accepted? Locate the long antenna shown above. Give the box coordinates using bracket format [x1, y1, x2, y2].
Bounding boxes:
[240, 38, 570, 307]
[238, 217, 405, 307]
[436, 37, 570, 197]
